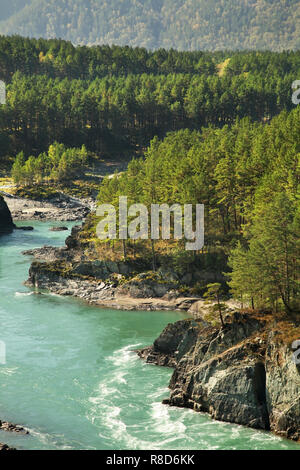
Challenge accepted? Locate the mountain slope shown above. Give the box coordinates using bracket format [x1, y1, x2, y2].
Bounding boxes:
[0, 0, 300, 51]
[0, 0, 30, 22]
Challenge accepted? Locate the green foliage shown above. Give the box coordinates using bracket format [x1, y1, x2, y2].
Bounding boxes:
[1, 34, 299, 316]
[96, 106, 300, 315]
[190, 281, 209, 297]
[11, 142, 88, 185]
[1, 37, 300, 160]
[228, 193, 300, 314]
[226, 108, 300, 314]
[204, 283, 227, 327]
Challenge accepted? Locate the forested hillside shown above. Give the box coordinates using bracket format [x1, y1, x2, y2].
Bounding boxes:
[1, 37, 300, 161]
[0, 36, 299, 313]
[95, 110, 300, 313]
[1, 0, 300, 51]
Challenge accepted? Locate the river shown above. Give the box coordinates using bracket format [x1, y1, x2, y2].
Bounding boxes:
[0, 221, 298, 450]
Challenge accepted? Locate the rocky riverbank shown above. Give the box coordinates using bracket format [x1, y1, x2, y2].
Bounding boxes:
[0, 443, 16, 451]
[24, 250, 203, 312]
[137, 312, 300, 442]
[0, 420, 28, 434]
[23, 223, 235, 312]
[23, 225, 236, 313]
[0, 420, 29, 451]
[2, 191, 93, 222]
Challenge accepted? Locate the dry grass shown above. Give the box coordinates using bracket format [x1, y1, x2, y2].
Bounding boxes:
[228, 309, 300, 348]
[272, 320, 300, 346]
[217, 58, 231, 77]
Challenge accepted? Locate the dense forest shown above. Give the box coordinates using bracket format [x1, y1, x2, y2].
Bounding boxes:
[1, 36, 299, 314]
[1, 37, 300, 160]
[1, 0, 300, 51]
[11, 142, 88, 184]
[96, 110, 300, 313]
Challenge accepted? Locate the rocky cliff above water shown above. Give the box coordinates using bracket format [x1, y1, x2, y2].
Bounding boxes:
[0, 443, 16, 451]
[137, 313, 300, 442]
[0, 195, 15, 234]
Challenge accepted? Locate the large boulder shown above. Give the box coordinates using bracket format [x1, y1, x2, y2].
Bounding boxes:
[0, 195, 15, 234]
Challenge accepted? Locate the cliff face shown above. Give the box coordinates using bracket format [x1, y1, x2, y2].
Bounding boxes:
[0, 195, 15, 234]
[265, 336, 300, 440]
[137, 313, 300, 442]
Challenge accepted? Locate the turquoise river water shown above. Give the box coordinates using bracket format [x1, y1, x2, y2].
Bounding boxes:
[0, 221, 299, 450]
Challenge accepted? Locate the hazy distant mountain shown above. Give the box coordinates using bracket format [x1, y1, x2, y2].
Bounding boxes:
[1, 0, 300, 51]
[0, 0, 31, 22]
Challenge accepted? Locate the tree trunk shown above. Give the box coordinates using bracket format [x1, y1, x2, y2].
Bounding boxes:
[151, 240, 156, 272]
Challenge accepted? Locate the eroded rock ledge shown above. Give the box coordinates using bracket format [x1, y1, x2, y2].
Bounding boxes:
[137, 313, 300, 442]
[23, 225, 236, 312]
[0, 420, 29, 451]
[22, 225, 199, 311]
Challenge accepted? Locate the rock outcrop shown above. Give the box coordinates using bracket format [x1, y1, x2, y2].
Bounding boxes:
[0, 419, 29, 451]
[20, 217, 300, 441]
[23, 226, 202, 310]
[0, 195, 15, 234]
[265, 333, 300, 441]
[0, 443, 16, 451]
[0, 420, 28, 434]
[25, 257, 202, 311]
[137, 313, 300, 442]
[23, 225, 251, 313]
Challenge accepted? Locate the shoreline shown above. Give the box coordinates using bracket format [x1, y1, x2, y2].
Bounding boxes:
[23, 245, 241, 315]
[3, 207, 299, 448]
[0, 421, 29, 451]
[22, 236, 300, 445]
[2, 192, 93, 222]
[136, 314, 300, 443]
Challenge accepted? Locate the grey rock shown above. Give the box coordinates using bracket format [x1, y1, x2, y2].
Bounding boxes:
[0, 420, 29, 434]
[0, 443, 17, 451]
[137, 313, 300, 441]
[49, 226, 68, 232]
[15, 226, 34, 231]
